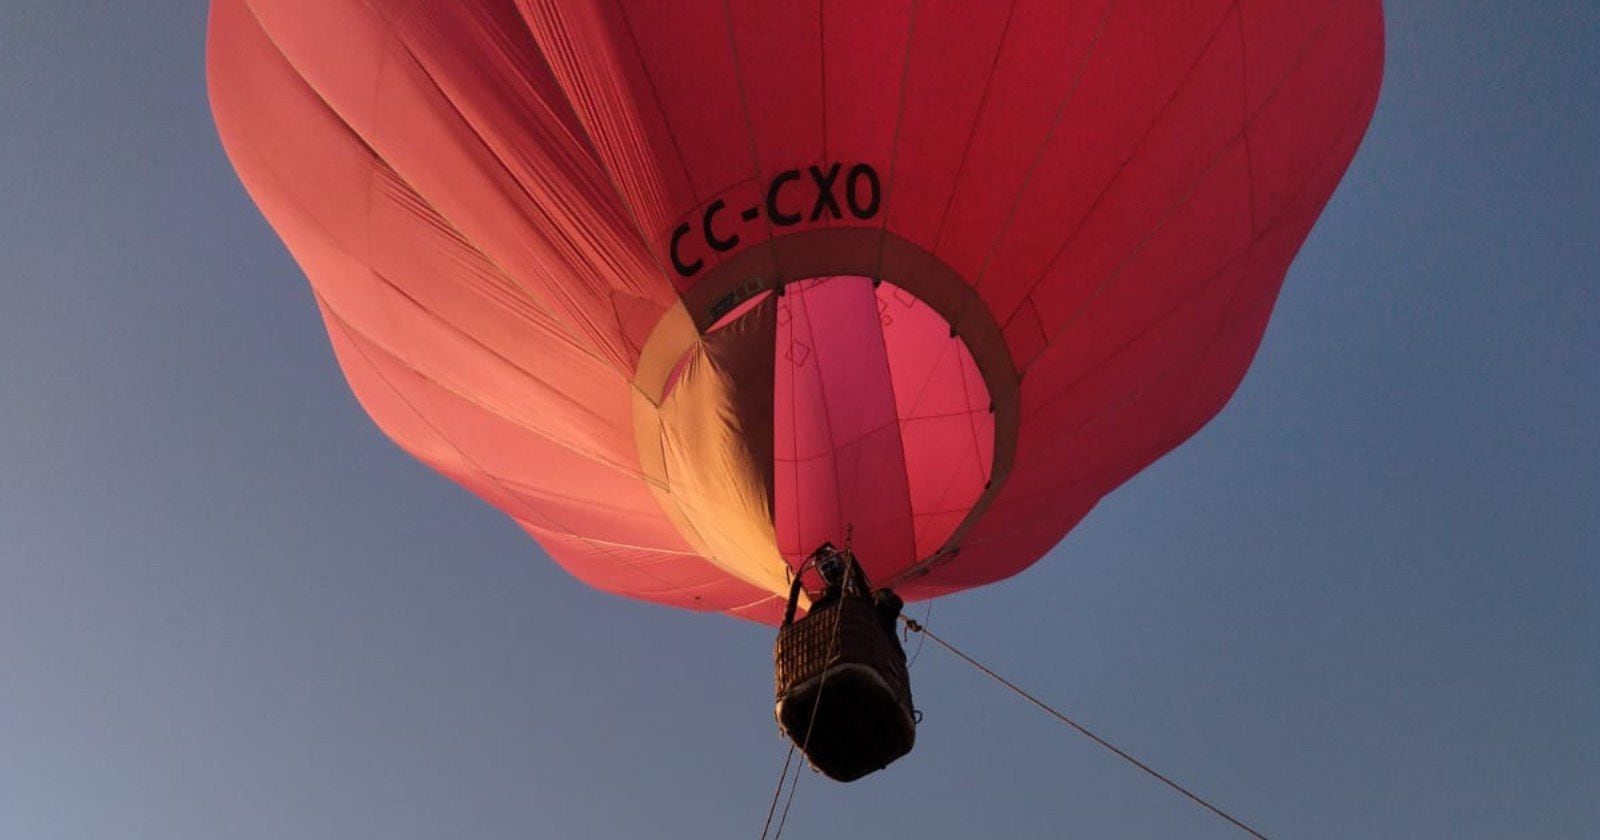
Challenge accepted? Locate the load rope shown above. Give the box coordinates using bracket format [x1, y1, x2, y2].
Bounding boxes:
[756, 743, 796, 840]
[901, 616, 1271, 840]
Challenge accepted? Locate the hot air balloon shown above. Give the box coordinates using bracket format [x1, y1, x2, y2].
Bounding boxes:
[208, 0, 1383, 780]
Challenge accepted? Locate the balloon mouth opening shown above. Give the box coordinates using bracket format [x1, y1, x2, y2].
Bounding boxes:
[768, 276, 996, 572]
[631, 229, 1021, 599]
[662, 274, 998, 578]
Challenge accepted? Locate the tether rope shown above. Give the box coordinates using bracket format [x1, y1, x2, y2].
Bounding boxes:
[756, 742, 796, 840]
[901, 616, 1271, 840]
[770, 742, 805, 839]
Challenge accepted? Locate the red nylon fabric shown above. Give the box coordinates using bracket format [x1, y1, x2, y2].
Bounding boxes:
[209, 0, 1383, 621]
[773, 276, 992, 584]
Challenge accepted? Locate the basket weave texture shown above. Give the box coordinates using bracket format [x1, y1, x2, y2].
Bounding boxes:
[773, 595, 914, 781]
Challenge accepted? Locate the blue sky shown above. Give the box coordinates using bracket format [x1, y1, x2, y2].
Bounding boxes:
[1, 2, 1595, 838]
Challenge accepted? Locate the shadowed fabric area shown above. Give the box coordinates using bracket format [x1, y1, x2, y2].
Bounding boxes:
[208, 0, 1383, 621]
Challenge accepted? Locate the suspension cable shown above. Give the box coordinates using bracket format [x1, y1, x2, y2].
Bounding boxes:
[757, 742, 796, 840]
[901, 616, 1271, 840]
[770, 745, 805, 839]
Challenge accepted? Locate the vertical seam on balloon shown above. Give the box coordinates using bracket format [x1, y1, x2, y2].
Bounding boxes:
[952, 333, 990, 509]
[894, 338, 964, 560]
[942, 0, 1118, 342]
[847, 1, 929, 564]
[359, 3, 394, 288]
[387, 34, 635, 370]
[834, 286, 902, 561]
[1015, 0, 1352, 378]
[817, 0, 827, 165]
[927, 0, 1021, 255]
[519, 0, 716, 309]
[794, 286, 847, 544]
[870, 0, 924, 286]
[956, 265, 1249, 549]
[1020, 245, 1254, 424]
[784, 296, 804, 560]
[511, 3, 728, 416]
[717, 0, 783, 277]
[1235, 4, 1259, 239]
[512, 0, 688, 318]
[906, 343, 984, 558]
[534, 0, 684, 238]
[948, 92, 1374, 558]
[718, 0, 793, 574]
[509, 1, 608, 167]
[1010, 90, 1375, 465]
[611, 0, 705, 230]
[999, 0, 1242, 336]
[1154, 87, 1378, 443]
[901, 340, 960, 419]
[944, 372, 989, 523]
[863, 284, 919, 581]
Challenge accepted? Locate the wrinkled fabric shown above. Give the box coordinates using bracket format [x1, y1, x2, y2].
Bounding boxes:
[209, 0, 1383, 622]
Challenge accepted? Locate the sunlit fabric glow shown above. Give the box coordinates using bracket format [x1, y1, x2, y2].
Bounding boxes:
[208, 0, 1384, 622]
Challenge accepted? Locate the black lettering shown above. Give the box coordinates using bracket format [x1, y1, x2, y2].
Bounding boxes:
[703, 199, 739, 253]
[846, 163, 881, 219]
[670, 222, 703, 276]
[808, 163, 842, 221]
[766, 169, 802, 226]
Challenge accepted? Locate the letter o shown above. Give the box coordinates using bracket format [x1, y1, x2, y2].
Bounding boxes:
[846, 163, 881, 220]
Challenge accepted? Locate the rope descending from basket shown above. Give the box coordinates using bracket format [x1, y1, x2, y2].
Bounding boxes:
[900, 616, 1272, 839]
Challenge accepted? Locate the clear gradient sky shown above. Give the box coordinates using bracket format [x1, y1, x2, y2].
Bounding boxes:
[2, 2, 1596, 839]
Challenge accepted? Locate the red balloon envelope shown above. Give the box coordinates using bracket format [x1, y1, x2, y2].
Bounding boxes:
[209, 0, 1383, 623]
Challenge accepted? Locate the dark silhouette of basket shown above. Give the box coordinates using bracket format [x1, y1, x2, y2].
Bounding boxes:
[774, 594, 915, 782]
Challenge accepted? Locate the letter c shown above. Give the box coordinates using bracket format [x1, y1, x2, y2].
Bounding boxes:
[670, 222, 703, 276]
[765, 169, 802, 226]
[703, 199, 740, 253]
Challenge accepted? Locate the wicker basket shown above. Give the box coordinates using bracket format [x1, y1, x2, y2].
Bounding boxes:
[774, 593, 915, 782]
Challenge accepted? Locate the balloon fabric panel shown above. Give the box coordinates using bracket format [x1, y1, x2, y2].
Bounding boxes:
[210, 0, 1383, 621]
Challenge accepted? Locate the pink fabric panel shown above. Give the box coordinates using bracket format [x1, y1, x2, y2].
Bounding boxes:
[213, 0, 1385, 620]
[927, 0, 1112, 283]
[772, 277, 991, 580]
[243, 0, 664, 369]
[820, 0, 911, 188]
[879, 1, 1015, 248]
[722, 0, 825, 170]
[975, 0, 1240, 325]
[879, 284, 993, 558]
[516, 0, 700, 255]
[774, 277, 914, 581]
[211, 0, 767, 615]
